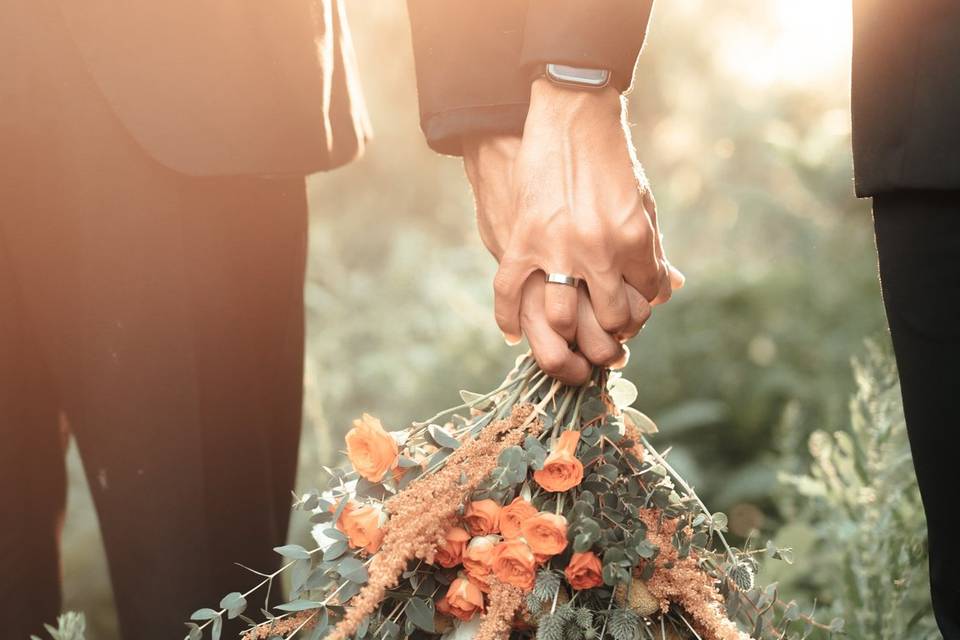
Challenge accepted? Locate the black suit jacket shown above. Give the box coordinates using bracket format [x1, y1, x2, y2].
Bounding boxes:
[408, 0, 960, 198]
[851, 0, 960, 196]
[58, 0, 371, 177]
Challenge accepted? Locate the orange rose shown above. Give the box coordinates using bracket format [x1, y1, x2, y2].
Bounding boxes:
[500, 497, 538, 539]
[520, 512, 568, 557]
[491, 539, 537, 591]
[463, 534, 499, 578]
[467, 571, 495, 594]
[533, 430, 583, 492]
[336, 502, 386, 554]
[441, 577, 485, 621]
[564, 551, 603, 590]
[434, 526, 471, 568]
[464, 499, 501, 536]
[345, 413, 399, 482]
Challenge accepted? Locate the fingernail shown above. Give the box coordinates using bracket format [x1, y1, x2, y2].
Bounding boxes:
[503, 332, 523, 346]
[610, 345, 631, 370]
[669, 266, 686, 289]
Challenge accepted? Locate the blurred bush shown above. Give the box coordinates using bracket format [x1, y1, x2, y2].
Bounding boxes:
[771, 342, 937, 639]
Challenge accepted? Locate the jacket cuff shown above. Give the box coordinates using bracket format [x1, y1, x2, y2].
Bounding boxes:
[420, 103, 529, 156]
[520, 0, 654, 92]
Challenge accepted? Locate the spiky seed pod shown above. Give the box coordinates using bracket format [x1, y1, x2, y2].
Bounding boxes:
[607, 609, 642, 640]
[523, 588, 570, 627]
[532, 570, 563, 603]
[564, 621, 584, 640]
[573, 607, 594, 631]
[537, 611, 568, 640]
[613, 578, 660, 617]
[555, 604, 580, 640]
[729, 561, 756, 592]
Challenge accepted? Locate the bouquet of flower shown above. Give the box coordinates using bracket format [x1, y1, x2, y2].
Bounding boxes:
[185, 354, 839, 640]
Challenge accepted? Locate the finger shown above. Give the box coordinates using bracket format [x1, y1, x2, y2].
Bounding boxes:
[621, 244, 663, 302]
[582, 269, 632, 334]
[543, 274, 579, 342]
[669, 263, 686, 290]
[575, 287, 626, 368]
[642, 190, 680, 306]
[521, 277, 591, 385]
[617, 284, 652, 342]
[493, 252, 533, 344]
[650, 259, 674, 306]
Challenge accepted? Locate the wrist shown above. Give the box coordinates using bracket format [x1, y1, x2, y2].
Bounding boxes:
[527, 77, 623, 126]
[463, 133, 521, 161]
[462, 134, 522, 184]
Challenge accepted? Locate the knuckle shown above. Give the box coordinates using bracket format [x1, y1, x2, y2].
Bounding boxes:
[592, 342, 623, 366]
[639, 273, 661, 299]
[621, 220, 650, 246]
[576, 223, 607, 249]
[537, 349, 569, 376]
[545, 302, 577, 333]
[634, 298, 652, 323]
[600, 315, 629, 334]
[492, 271, 515, 298]
[599, 302, 631, 332]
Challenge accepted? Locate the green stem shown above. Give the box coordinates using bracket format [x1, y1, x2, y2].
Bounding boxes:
[640, 435, 738, 565]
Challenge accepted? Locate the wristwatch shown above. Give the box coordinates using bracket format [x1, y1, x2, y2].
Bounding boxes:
[542, 63, 611, 90]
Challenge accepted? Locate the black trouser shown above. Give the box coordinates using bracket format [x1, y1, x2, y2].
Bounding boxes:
[0, 2, 307, 638]
[874, 191, 960, 640]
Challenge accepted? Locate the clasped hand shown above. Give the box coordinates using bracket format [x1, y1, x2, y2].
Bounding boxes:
[463, 79, 683, 384]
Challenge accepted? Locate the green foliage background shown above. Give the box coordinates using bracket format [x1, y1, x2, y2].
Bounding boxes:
[57, 1, 933, 638]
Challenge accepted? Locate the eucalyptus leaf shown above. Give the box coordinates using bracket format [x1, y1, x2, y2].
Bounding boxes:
[291, 558, 312, 596]
[274, 544, 311, 560]
[323, 539, 349, 561]
[460, 390, 494, 411]
[622, 407, 658, 434]
[427, 424, 461, 449]
[323, 528, 348, 542]
[397, 455, 419, 468]
[710, 512, 729, 532]
[608, 378, 638, 409]
[190, 608, 220, 621]
[406, 597, 436, 632]
[275, 599, 326, 612]
[219, 592, 247, 619]
[380, 620, 401, 640]
[339, 556, 369, 583]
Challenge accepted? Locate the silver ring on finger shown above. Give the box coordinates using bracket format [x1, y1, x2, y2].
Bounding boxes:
[545, 272, 581, 288]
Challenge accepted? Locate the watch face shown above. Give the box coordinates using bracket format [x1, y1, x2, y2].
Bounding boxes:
[545, 64, 611, 88]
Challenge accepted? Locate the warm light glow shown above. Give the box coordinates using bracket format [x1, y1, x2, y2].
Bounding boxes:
[717, 0, 853, 90]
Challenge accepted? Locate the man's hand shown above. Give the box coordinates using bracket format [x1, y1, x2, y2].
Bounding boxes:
[518, 272, 637, 384]
[462, 134, 522, 261]
[482, 78, 682, 345]
[463, 127, 658, 385]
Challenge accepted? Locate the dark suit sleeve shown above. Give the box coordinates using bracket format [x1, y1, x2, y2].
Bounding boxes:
[520, 0, 654, 92]
[406, 0, 653, 156]
[406, 0, 532, 155]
